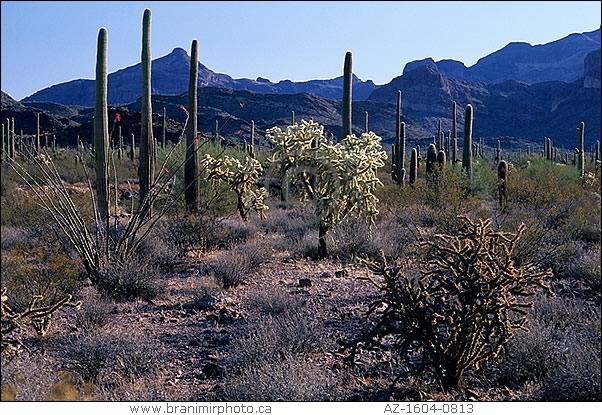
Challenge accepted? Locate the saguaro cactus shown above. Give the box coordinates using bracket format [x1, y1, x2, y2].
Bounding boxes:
[497, 160, 508, 209]
[162, 107, 167, 148]
[462, 104, 473, 179]
[94, 27, 110, 223]
[577, 122, 585, 177]
[341, 51, 352, 141]
[409, 147, 418, 185]
[364, 111, 369, 133]
[496, 140, 501, 162]
[426, 144, 438, 176]
[291, 111, 295, 126]
[185, 39, 200, 211]
[1, 123, 5, 161]
[139, 8, 155, 217]
[250, 120, 256, 158]
[129, 133, 135, 161]
[35, 113, 40, 155]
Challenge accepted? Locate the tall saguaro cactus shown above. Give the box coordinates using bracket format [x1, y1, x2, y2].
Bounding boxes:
[577, 121, 585, 177]
[139, 8, 155, 217]
[162, 107, 167, 148]
[409, 147, 418, 185]
[185, 39, 200, 211]
[95, 27, 110, 223]
[341, 51, 352, 141]
[364, 111, 369, 133]
[35, 112, 40, 155]
[462, 104, 473, 179]
[250, 120, 256, 159]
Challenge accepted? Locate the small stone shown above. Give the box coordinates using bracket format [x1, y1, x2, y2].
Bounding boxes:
[206, 314, 219, 322]
[299, 278, 312, 288]
[319, 271, 332, 278]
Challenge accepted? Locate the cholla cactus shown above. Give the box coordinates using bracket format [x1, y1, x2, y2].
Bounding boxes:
[201, 154, 268, 222]
[1, 288, 81, 356]
[266, 120, 387, 257]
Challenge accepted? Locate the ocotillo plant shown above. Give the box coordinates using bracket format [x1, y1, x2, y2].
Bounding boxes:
[462, 104, 473, 179]
[409, 147, 418, 185]
[341, 51, 352, 141]
[497, 160, 508, 210]
[364, 111, 369, 133]
[185, 39, 200, 211]
[139, 8, 155, 218]
[95, 27, 110, 223]
[577, 121, 585, 177]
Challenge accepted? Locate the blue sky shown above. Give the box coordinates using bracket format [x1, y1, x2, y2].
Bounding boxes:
[1, 1, 600, 100]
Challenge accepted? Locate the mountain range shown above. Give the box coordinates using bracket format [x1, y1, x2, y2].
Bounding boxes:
[4, 27, 600, 149]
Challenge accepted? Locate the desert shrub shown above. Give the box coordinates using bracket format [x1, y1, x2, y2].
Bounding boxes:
[1, 352, 61, 401]
[0, 226, 29, 250]
[159, 214, 256, 258]
[221, 356, 334, 401]
[207, 241, 270, 288]
[134, 234, 179, 270]
[72, 288, 114, 333]
[61, 330, 160, 387]
[350, 216, 553, 390]
[1, 245, 83, 313]
[95, 262, 162, 302]
[496, 296, 601, 400]
[245, 287, 306, 317]
[229, 310, 326, 368]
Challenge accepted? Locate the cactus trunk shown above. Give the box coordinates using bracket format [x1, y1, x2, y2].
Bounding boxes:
[35, 113, 40, 155]
[185, 39, 200, 211]
[138, 9, 155, 218]
[341, 51, 352, 141]
[94, 28, 110, 223]
[462, 104, 473, 179]
[577, 122, 585, 177]
[364, 111, 368, 133]
[409, 147, 418, 185]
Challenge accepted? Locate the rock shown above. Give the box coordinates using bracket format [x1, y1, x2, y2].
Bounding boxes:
[194, 295, 218, 310]
[202, 362, 225, 378]
[335, 269, 348, 278]
[299, 278, 312, 288]
[319, 271, 332, 278]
